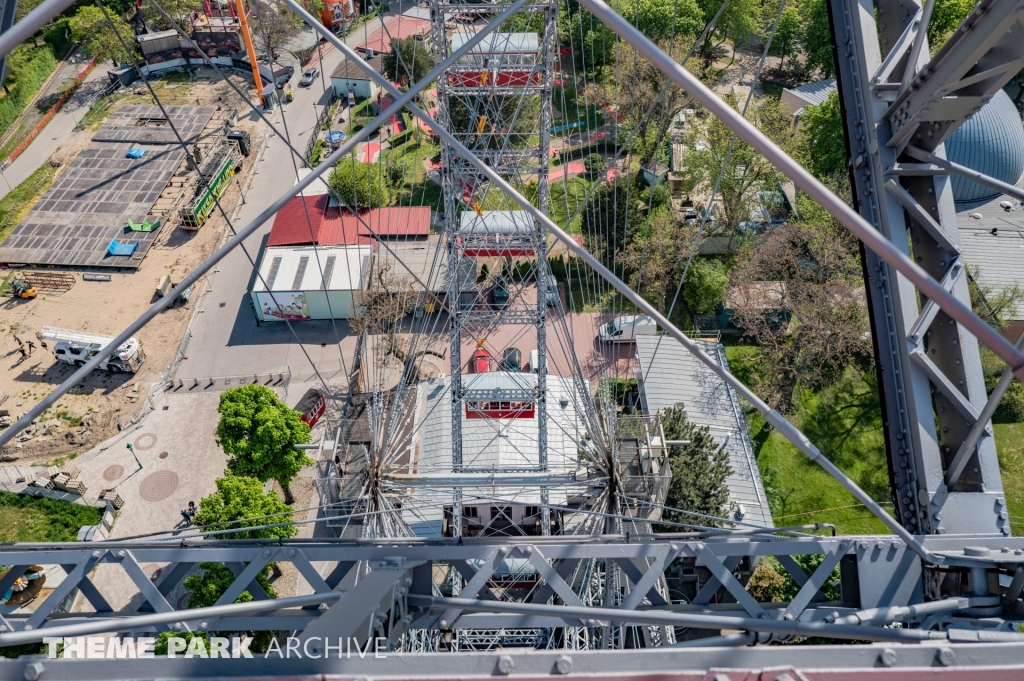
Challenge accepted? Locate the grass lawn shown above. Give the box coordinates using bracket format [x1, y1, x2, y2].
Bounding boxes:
[0, 162, 60, 244]
[0, 491, 102, 542]
[726, 344, 1024, 535]
[382, 136, 442, 210]
[726, 344, 893, 534]
[549, 175, 590, 234]
[995, 422, 1024, 529]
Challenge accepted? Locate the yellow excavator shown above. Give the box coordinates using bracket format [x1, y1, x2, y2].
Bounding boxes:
[10, 279, 36, 299]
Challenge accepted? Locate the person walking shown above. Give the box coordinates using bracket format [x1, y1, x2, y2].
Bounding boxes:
[12, 334, 22, 348]
[25, 341, 34, 356]
[17, 346, 26, 361]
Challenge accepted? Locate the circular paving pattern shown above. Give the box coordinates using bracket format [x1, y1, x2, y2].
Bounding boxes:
[139, 470, 179, 502]
[159, 451, 168, 459]
[102, 464, 125, 481]
[133, 433, 158, 451]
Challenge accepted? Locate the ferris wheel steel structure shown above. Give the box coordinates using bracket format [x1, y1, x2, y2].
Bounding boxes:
[6, 0, 1024, 675]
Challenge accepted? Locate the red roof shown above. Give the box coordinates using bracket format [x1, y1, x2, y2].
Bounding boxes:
[268, 196, 430, 247]
[352, 206, 431, 236]
[355, 15, 431, 54]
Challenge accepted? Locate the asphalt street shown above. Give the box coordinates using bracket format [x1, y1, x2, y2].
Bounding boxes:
[174, 8, 412, 393]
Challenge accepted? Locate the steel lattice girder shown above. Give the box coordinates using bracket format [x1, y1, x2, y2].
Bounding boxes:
[1, 534, 1024, 646]
[828, 0, 1024, 537]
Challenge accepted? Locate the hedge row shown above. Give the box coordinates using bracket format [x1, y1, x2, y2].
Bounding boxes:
[0, 45, 58, 139]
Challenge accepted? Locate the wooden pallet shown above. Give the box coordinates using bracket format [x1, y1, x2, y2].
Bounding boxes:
[22, 271, 76, 292]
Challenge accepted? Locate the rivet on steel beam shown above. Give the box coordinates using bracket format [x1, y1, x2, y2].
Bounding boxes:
[555, 655, 572, 674]
[880, 648, 897, 667]
[937, 648, 955, 666]
[497, 655, 514, 675]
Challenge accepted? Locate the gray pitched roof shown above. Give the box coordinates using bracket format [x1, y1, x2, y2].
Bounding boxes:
[787, 78, 836, 106]
[958, 198, 1024, 319]
[634, 335, 773, 529]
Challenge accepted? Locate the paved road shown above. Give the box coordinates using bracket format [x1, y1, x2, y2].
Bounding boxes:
[175, 7, 420, 398]
[0, 55, 109, 200]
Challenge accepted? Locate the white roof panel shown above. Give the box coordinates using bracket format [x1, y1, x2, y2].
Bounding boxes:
[634, 335, 774, 529]
[253, 245, 372, 292]
[459, 210, 535, 235]
[450, 32, 539, 54]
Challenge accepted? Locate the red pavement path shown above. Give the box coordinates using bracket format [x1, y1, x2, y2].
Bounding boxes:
[550, 161, 585, 181]
[361, 142, 381, 163]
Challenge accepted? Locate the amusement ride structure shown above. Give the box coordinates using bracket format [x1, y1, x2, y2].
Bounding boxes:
[3, 0, 1024, 677]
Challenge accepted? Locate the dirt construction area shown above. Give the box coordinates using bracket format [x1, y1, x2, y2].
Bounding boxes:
[0, 70, 268, 466]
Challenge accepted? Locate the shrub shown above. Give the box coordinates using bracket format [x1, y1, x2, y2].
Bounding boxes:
[583, 153, 605, 175]
[328, 158, 390, 208]
[0, 46, 58, 138]
[43, 18, 73, 58]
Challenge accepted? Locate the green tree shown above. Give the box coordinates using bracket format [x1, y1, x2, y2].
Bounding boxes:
[623, 210, 695, 313]
[697, 0, 761, 66]
[382, 36, 433, 91]
[579, 172, 648, 261]
[680, 95, 798, 236]
[70, 5, 138, 64]
[799, 90, 846, 179]
[184, 562, 278, 608]
[927, 0, 975, 48]
[801, 0, 834, 78]
[195, 475, 298, 539]
[583, 153, 605, 176]
[660, 407, 732, 525]
[328, 158, 390, 208]
[768, 5, 803, 71]
[216, 384, 313, 503]
[683, 257, 729, 316]
[153, 632, 209, 656]
[180, 562, 278, 653]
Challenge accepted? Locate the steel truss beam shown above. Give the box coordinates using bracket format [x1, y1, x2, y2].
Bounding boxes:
[829, 0, 1024, 536]
[1, 533, 1023, 647]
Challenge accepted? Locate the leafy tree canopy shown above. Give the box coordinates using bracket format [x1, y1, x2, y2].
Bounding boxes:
[70, 5, 137, 63]
[928, 0, 975, 47]
[195, 475, 298, 539]
[328, 158, 391, 208]
[382, 36, 433, 91]
[683, 257, 729, 316]
[216, 384, 313, 493]
[800, 90, 845, 179]
[801, 0, 834, 78]
[184, 561, 278, 609]
[660, 407, 731, 526]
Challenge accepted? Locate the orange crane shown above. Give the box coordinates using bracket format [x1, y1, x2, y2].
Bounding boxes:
[233, 0, 267, 107]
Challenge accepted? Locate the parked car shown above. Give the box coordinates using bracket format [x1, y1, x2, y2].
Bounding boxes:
[300, 68, 319, 86]
[471, 347, 492, 373]
[502, 347, 522, 372]
[543, 275, 559, 306]
[598, 315, 657, 343]
[491, 278, 509, 308]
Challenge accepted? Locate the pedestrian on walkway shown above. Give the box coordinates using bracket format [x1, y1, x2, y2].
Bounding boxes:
[13, 334, 22, 347]
[26, 341, 34, 356]
[17, 346, 26, 361]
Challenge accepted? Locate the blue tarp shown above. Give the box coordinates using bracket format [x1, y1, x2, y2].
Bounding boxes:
[107, 239, 138, 256]
[126, 147, 147, 159]
[325, 130, 346, 144]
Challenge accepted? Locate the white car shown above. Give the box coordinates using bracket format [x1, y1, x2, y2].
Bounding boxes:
[598, 315, 657, 343]
[300, 68, 319, 86]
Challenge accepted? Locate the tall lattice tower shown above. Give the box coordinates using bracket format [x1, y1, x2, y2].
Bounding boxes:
[431, 0, 560, 536]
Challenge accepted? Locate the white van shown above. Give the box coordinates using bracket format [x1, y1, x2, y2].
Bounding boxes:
[598, 315, 657, 343]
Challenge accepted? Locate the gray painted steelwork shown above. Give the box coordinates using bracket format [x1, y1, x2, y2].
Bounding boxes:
[828, 0, 1024, 537]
